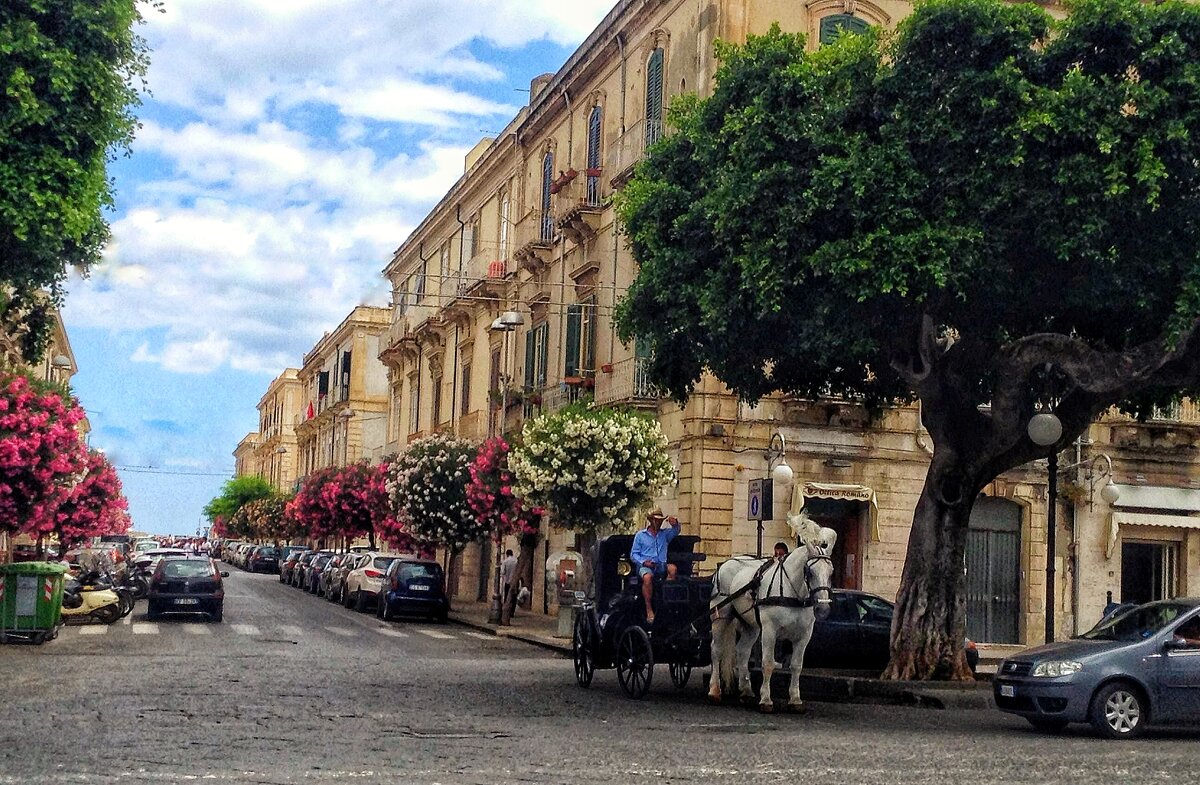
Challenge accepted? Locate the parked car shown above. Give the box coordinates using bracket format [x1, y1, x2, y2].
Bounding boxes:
[317, 553, 353, 599]
[290, 551, 319, 588]
[247, 545, 280, 574]
[146, 557, 228, 622]
[344, 553, 401, 611]
[377, 557, 449, 622]
[306, 553, 335, 594]
[994, 598, 1200, 738]
[325, 553, 364, 604]
[278, 547, 310, 584]
[801, 589, 979, 673]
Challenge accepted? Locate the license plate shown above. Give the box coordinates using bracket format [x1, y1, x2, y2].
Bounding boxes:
[409, 585, 430, 592]
[174, 598, 199, 605]
[1000, 685, 1015, 698]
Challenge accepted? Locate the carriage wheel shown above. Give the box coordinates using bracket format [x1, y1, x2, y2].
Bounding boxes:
[616, 627, 654, 699]
[669, 662, 692, 689]
[572, 613, 596, 688]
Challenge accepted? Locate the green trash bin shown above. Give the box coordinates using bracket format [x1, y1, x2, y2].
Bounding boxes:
[0, 561, 67, 644]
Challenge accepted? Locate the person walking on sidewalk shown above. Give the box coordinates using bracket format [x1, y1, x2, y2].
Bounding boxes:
[631, 508, 680, 623]
[500, 549, 518, 605]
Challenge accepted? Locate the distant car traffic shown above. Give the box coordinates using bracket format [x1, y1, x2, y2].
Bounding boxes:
[994, 598, 1200, 738]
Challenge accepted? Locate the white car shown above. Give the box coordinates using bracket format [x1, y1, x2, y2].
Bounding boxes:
[343, 553, 404, 612]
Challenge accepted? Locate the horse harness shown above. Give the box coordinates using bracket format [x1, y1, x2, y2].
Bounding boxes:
[717, 554, 833, 629]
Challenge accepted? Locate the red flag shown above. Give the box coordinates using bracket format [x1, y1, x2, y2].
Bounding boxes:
[306, 401, 314, 419]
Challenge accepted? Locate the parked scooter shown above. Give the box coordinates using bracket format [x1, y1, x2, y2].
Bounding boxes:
[60, 571, 124, 625]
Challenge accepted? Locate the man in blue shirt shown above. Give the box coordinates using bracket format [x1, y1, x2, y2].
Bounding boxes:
[631, 508, 680, 622]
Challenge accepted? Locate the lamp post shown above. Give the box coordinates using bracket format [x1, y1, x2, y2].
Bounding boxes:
[338, 409, 355, 466]
[275, 445, 287, 489]
[1027, 409, 1063, 643]
[488, 310, 525, 623]
[737, 431, 794, 557]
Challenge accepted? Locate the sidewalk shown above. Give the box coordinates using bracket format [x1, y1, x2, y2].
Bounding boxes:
[448, 601, 995, 710]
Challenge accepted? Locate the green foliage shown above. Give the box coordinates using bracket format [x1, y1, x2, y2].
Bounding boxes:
[203, 475, 274, 526]
[0, 0, 151, 359]
[617, 0, 1200, 412]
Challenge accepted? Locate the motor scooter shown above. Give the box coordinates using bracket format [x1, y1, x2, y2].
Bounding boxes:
[60, 573, 123, 625]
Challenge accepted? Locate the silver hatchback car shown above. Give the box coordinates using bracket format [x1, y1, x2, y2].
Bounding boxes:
[994, 598, 1200, 738]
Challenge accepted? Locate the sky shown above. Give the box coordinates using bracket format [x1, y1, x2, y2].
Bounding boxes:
[63, 0, 616, 536]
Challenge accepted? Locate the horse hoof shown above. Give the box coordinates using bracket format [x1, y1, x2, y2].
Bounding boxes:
[785, 701, 806, 714]
[758, 702, 775, 714]
[707, 694, 723, 706]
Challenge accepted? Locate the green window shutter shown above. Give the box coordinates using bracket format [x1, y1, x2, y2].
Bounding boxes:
[537, 323, 549, 388]
[645, 48, 664, 148]
[587, 108, 602, 169]
[565, 305, 582, 377]
[819, 14, 868, 46]
[524, 331, 535, 390]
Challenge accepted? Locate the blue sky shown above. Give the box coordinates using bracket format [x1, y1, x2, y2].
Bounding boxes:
[63, 0, 615, 536]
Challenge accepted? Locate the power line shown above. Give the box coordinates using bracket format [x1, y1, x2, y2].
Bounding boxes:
[115, 465, 234, 478]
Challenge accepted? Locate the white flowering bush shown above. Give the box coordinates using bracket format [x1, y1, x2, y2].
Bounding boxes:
[386, 434, 482, 554]
[509, 403, 673, 534]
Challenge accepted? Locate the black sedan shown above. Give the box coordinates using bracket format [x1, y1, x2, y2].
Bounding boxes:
[146, 558, 227, 622]
[247, 545, 280, 574]
[801, 589, 979, 673]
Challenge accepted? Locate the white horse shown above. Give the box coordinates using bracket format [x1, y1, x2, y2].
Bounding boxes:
[707, 512, 836, 712]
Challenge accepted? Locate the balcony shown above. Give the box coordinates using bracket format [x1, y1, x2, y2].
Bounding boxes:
[1147, 399, 1200, 425]
[606, 119, 646, 187]
[455, 410, 488, 441]
[512, 210, 555, 273]
[454, 252, 508, 305]
[540, 381, 590, 414]
[554, 175, 604, 245]
[594, 357, 659, 409]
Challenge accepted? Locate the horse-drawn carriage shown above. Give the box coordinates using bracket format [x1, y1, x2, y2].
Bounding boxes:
[571, 534, 712, 699]
[571, 513, 838, 709]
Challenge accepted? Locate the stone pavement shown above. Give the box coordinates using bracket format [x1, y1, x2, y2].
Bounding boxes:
[448, 600, 996, 710]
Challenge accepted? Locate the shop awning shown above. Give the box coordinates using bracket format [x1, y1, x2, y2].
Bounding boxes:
[1106, 511, 1200, 558]
[793, 482, 880, 541]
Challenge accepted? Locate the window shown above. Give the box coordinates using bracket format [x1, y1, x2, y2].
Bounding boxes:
[340, 351, 352, 402]
[415, 265, 426, 303]
[564, 300, 597, 378]
[819, 14, 868, 46]
[499, 193, 510, 259]
[645, 48, 665, 148]
[540, 152, 554, 241]
[524, 322, 549, 391]
[431, 374, 443, 427]
[586, 106, 602, 206]
[460, 363, 471, 416]
[408, 374, 420, 434]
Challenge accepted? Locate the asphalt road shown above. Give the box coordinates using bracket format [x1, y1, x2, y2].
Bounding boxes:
[1, 568, 1197, 785]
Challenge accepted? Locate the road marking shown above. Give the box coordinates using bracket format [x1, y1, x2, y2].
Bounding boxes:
[132, 623, 159, 635]
[278, 624, 303, 637]
[324, 626, 356, 637]
[183, 625, 211, 635]
[122, 612, 134, 625]
[462, 631, 493, 640]
[374, 627, 408, 638]
[77, 626, 107, 636]
[231, 624, 260, 636]
[414, 628, 454, 640]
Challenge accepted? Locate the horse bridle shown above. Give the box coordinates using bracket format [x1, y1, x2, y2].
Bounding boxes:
[803, 554, 834, 604]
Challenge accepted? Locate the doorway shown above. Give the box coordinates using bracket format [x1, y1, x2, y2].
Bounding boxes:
[1121, 541, 1178, 605]
[801, 498, 862, 590]
[966, 497, 1021, 644]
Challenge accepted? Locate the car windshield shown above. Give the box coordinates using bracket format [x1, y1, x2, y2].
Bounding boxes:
[397, 562, 440, 581]
[162, 561, 214, 579]
[257, 547, 278, 557]
[1079, 601, 1192, 641]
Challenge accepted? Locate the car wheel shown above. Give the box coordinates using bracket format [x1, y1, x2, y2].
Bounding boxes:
[1027, 718, 1068, 734]
[355, 590, 367, 613]
[209, 608, 223, 624]
[1089, 681, 1147, 739]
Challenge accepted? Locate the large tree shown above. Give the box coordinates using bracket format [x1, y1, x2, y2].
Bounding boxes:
[0, 0, 150, 360]
[617, 0, 1200, 680]
[204, 476, 274, 530]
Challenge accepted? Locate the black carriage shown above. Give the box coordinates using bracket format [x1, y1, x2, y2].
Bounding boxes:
[571, 534, 712, 699]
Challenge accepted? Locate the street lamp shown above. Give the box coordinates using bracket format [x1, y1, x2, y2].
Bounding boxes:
[1027, 407, 1061, 644]
[736, 431, 794, 557]
[488, 310, 525, 624]
[50, 354, 71, 382]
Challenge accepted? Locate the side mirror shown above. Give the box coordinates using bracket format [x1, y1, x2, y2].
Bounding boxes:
[220, 571, 230, 578]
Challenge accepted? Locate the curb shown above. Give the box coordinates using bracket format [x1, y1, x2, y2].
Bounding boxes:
[450, 613, 996, 710]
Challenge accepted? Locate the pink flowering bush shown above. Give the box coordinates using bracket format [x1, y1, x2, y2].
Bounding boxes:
[386, 434, 481, 554]
[241, 494, 295, 541]
[287, 461, 390, 547]
[40, 450, 130, 549]
[465, 437, 541, 541]
[0, 373, 88, 535]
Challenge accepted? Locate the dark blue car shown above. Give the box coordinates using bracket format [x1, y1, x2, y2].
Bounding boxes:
[995, 598, 1200, 738]
[377, 558, 449, 623]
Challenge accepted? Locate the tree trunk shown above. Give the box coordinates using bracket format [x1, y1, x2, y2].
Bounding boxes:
[882, 465, 977, 682]
[501, 532, 541, 624]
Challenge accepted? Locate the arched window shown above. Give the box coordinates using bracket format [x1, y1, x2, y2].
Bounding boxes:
[645, 48, 665, 148]
[586, 106, 602, 206]
[540, 151, 554, 241]
[819, 14, 869, 46]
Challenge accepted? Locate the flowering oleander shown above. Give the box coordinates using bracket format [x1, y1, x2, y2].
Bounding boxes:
[386, 434, 481, 554]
